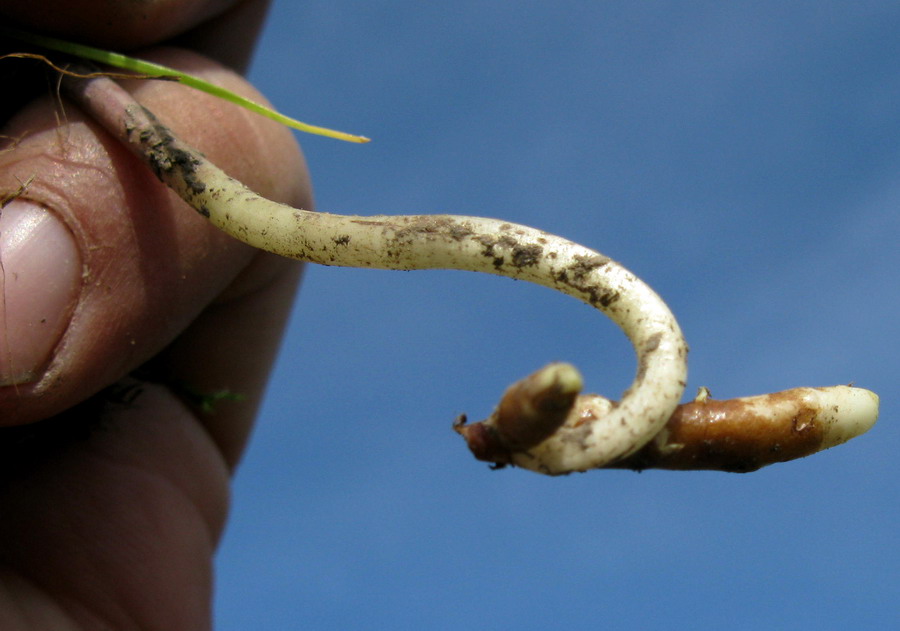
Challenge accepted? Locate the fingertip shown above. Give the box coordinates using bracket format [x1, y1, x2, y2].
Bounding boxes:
[0, 0, 241, 49]
[0, 199, 81, 387]
[0, 48, 310, 426]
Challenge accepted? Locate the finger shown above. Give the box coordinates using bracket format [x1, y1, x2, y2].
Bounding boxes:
[0, 382, 233, 630]
[0, 47, 312, 427]
[0, 0, 263, 49]
[0, 0, 271, 122]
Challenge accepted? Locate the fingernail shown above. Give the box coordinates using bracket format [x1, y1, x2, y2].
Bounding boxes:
[0, 199, 82, 386]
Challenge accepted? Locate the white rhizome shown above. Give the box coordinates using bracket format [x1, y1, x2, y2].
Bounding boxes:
[64, 73, 878, 476]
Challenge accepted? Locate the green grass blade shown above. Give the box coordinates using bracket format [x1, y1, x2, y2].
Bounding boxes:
[0, 25, 370, 143]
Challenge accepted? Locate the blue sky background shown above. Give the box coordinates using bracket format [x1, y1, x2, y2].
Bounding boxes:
[214, 2, 899, 628]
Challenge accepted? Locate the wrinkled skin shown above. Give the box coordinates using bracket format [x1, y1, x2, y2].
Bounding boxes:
[0, 1, 312, 628]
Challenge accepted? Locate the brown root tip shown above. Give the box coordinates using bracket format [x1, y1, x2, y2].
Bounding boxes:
[610, 388, 864, 472]
[453, 416, 513, 465]
[494, 363, 583, 451]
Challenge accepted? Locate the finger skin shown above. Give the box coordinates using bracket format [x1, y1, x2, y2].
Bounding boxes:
[0, 0, 246, 48]
[0, 0, 271, 124]
[0, 384, 233, 630]
[0, 31, 311, 631]
[0, 48, 310, 431]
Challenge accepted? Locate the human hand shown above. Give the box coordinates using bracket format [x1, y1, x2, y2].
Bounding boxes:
[0, 1, 311, 628]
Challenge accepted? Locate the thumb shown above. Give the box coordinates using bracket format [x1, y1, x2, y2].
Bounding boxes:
[0, 48, 311, 425]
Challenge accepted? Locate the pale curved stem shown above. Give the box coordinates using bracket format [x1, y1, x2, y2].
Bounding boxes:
[62, 74, 877, 475]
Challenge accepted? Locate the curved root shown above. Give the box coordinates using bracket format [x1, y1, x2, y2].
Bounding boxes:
[63, 73, 878, 475]
[455, 366, 878, 474]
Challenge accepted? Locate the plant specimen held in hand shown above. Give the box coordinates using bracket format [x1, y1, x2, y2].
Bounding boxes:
[2, 29, 880, 475]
